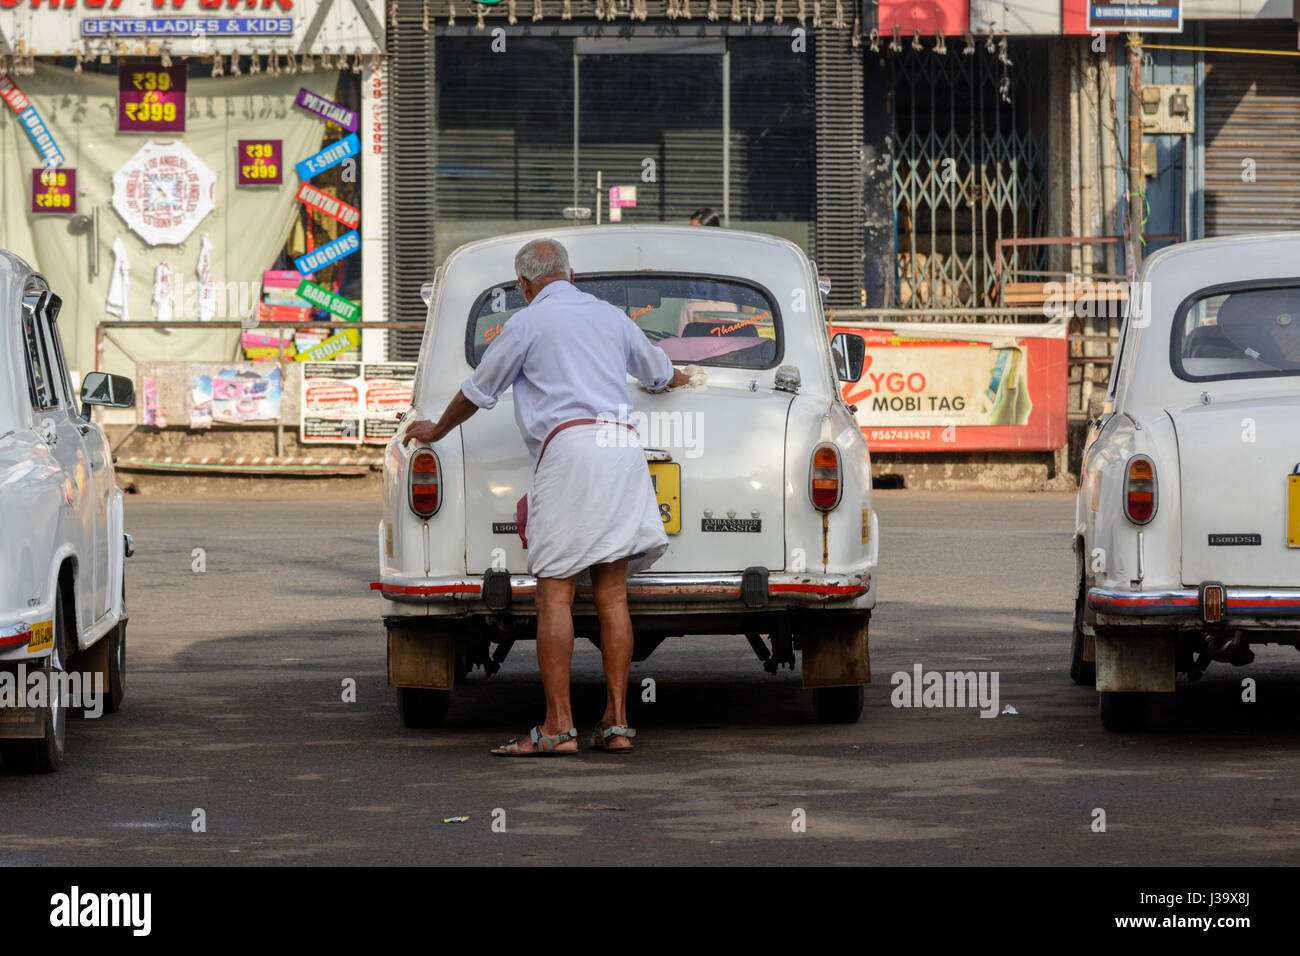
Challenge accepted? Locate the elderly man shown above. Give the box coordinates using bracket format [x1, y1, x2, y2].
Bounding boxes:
[402, 238, 688, 756]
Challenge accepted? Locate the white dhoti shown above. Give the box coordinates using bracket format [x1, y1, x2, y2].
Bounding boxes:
[525, 421, 669, 580]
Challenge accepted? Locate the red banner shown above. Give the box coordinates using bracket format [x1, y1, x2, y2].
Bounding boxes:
[833, 322, 1068, 452]
[296, 182, 360, 230]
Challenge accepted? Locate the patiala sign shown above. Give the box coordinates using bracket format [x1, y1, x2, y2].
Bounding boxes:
[112, 140, 216, 246]
[294, 88, 358, 132]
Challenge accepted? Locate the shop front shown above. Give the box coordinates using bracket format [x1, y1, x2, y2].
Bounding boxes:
[0, 0, 394, 476]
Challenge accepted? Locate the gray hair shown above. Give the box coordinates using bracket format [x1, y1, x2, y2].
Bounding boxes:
[514, 239, 572, 282]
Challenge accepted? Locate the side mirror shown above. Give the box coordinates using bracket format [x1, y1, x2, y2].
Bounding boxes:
[829, 332, 866, 383]
[80, 372, 135, 413]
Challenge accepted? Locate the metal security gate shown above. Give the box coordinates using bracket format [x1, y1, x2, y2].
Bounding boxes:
[1204, 23, 1300, 236]
[385, 0, 437, 361]
[891, 40, 1047, 308]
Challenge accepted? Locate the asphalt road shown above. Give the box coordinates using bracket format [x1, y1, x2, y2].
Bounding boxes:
[5, 490, 1300, 866]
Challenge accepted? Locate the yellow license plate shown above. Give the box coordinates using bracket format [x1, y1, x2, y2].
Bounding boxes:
[1289, 474, 1300, 548]
[649, 462, 681, 535]
[27, 620, 53, 653]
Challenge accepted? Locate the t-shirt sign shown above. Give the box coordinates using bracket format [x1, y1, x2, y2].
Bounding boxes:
[295, 133, 359, 181]
[236, 140, 282, 186]
[118, 63, 186, 133]
[294, 88, 359, 132]
[31, 168, 76, 214]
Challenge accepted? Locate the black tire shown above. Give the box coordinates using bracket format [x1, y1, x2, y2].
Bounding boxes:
[1099, 691, 1156, 732]
[2, 593, 70, 773]
[396, 687, 451, 728]
[104, 621, 126, 714]
[812, 685, 864, 724]
[1069, 575, 1096, 686]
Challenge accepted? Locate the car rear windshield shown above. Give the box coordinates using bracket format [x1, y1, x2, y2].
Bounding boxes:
[467, 274, 781, 369]
[1173, 284, 1300, 382]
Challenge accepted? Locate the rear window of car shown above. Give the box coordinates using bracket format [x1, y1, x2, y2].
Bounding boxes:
[1173, 283, 1300, 382]
[466, 274, 782, 369]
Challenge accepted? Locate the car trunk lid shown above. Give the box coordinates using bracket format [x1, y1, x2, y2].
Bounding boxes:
[1169, 396, 1300, 587]
[461, 381, 792, 574]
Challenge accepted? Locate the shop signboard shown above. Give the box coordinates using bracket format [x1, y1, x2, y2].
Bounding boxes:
[31, 168, 76, 215]
[236, 140, 283, 186]
[118, 62, 187, 134]
[831, 321, 1068, 452]
[1086, 0, 1181, 32]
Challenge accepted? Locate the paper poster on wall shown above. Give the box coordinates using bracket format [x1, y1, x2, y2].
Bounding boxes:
[190, 374, 213, 430]
[362, 364, 416, 444]
[212, 366, 283, 423]
[301, 362, 416, 444]
[301, 361, 363, 443]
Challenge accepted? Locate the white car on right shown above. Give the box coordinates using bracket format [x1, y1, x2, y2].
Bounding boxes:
[1073, 233, 1300, 731]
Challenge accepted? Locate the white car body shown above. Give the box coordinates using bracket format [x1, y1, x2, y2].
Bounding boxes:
[376, 226, 879, 724]
[1074, 233, 1300, 729]
[0, 250, 132, 770]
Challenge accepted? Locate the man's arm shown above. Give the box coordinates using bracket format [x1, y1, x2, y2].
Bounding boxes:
[401, 390, 477, 446]
[402, 319, 528, 445]
[625, 317, 691, 389]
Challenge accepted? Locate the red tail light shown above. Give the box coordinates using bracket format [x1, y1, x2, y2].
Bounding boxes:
[409, 450, 441, 518]
[1124, 455, 1157, 524]
[810, 443, 842, 511]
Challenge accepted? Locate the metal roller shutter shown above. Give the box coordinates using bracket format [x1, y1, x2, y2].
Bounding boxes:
[814, 28, 864, 308]
[386, 1, 438, 360]
[1204, 23, 1300, 237]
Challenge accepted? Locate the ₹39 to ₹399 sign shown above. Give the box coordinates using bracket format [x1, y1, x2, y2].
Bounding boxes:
[117, 62, 186, 133]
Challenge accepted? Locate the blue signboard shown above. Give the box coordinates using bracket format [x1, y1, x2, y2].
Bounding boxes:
[81, 17, 295, 36]
[1087, 1, 1181, 32]
[295, 230, 361, 276]
[295, 134, 359, 181]
[18, 105, 64, 168]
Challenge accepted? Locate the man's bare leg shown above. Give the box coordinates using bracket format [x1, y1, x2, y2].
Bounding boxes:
[591, 558, 634, 750]
[492, 573, 578, 753]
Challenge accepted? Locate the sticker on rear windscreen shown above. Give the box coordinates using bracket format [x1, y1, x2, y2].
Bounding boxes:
[701, 518, 761, 533]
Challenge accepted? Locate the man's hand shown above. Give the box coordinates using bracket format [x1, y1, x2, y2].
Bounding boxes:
[401, 420, 441, 446]
[667, 368, 692, 389]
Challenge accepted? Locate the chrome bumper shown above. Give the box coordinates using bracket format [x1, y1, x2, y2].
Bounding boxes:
[373, 570, 872, 609]
[1089, 586, 1300, 625]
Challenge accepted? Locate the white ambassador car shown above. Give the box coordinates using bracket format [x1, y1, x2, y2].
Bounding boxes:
[0, 251, 134, 772]
[375, 226, 879, 725]
[1073, 233, 1300, 730]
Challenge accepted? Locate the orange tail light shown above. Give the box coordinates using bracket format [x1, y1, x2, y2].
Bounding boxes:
[409, 450, 442, 518]
[1125, 455, 1157, 524]
[810, 443, 842, 511]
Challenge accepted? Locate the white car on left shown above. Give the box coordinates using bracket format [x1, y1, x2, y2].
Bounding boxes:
[0, 251, 135, 772]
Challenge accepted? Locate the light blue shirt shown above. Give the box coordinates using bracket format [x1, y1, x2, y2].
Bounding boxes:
[460, 280, 675, 460]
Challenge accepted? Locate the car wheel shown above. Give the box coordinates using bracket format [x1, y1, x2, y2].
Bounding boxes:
[1099, 691, 1156, 732]
[1, 594, 70, 773]
[396, 687, 451, 728]
[1069, 575, 1096, 686]
[104, 620, 126, 714]
[812, 685, 864, 724]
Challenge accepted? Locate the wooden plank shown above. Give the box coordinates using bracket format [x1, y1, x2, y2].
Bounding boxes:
[802, 618, 871, 688]
[387, 626, 455, 690]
